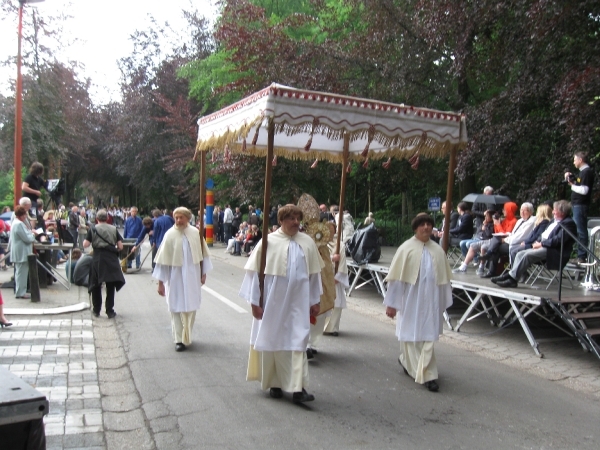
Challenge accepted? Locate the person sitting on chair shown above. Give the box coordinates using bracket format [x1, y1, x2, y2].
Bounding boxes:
[448, 202, 473, 247]
[493, 200, 577, 288]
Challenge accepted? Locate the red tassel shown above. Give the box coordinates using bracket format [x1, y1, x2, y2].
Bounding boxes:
[304, 136, 313, 152]
[362, 157, 369, 168]
[252, 127, 260, 146]
[382, 157, 392, 169]
[272, 155, 277, 166]
[310, 159, 318, 169]
[408, 151, 419, 165]
[211, 151, 216, 163]
[361, 144, 370, 158]
[346, 161, 352, 173]
[411, 154, 420, 170]
[242, 139, 247, 152]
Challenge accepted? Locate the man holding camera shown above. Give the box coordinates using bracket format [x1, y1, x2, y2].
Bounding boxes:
[564, 152, 594, 265]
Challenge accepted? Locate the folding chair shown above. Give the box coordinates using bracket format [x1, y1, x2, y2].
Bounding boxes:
[527, 261, 584, 289]
[446, 245, 464, 269]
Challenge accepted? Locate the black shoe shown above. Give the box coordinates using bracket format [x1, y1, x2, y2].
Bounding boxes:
[106, 311, 117, 319]
[92, 311, 100, 318]
[269, 388, 283, 399]
[292, 388, 315, 403]
[175, 343, 186, 352]
[323, 331, 339, 337]
[480, 271, 494, 278]
[0, 321, 12, 328]
[306, 348, 314, 360]
[398, 358, 410, 377]
[311, 348, 318, 354]
[424, 380, 439, 392]
[497, 277, 518, 288]
[491, 273, 511, 284]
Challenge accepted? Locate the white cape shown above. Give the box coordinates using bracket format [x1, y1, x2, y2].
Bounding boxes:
[383, 246, 452, 342]
[152, 235, 213, 313]
[240, 240, 322, 351]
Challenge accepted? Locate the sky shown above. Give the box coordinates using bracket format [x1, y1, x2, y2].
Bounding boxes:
[1, 0, 217, 104]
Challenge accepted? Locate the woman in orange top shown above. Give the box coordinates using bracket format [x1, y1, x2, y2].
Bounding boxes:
[493, 202, 518, 233]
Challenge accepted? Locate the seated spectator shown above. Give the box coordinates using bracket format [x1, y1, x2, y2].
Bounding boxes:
[233, 223, 250, 256]
[493, 200, 577, 288]
[73, 252, 92, 287]
[478, 202, 536, 276]
[508, 204, 553, 267]
[449, 202, 474, 247]
[432, 201, 459, 244]
[243, 224, 262, 255]
[66, 248, 83, 283]
[453, 210, 494, 274]
[492, 202, 518, 234]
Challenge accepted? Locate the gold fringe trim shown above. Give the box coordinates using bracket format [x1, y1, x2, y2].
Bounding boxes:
[195, 120, 465, 163]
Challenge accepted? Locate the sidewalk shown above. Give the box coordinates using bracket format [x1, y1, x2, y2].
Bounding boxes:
[0, 242, 599, 449]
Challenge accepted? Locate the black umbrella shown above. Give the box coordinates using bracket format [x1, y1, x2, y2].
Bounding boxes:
[462, 193, 511, 205]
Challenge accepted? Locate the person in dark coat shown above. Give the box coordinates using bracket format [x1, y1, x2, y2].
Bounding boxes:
[449, 202, 474, 246]
[83, 209, 125, 318]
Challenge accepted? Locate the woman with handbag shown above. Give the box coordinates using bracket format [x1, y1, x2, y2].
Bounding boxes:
[83, 209, 125, 318]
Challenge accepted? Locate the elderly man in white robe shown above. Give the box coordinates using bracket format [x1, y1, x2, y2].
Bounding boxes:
[153, 207, 212, 352]
[240, 204, 323, 404]
[384, 213, 453, 392]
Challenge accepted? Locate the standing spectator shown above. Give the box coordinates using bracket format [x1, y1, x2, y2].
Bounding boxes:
[152, 209, 175, 269]
[0, 291, 12, 327]
[68, 205, 80, 247]
[83, 209, 125, 318]
[432, 201, 459, 244]
[223, 204, 233, 242]
[232, 207, 243, 237]
[212, 206, 220, 243]
[10, 206, 39, 299]
[324, 223, 349, 336]
[565, 151, 595, 264]
[269, 206, 278, 226]
[240, 204, 323, 403]
[364, 212, 375, 226]
[218, 206, 225, 243]
[21, 162, 47, 217]
[384, 214, 453, 392]
[472, 186, 497, 230]
[152, 207, 213, 352]
[78, 209, 89, 249]
[124, 206, 143, 269]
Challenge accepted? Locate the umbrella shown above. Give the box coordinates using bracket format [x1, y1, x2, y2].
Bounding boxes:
[462, 194, 511, 205]
[0, 211, 12, 222]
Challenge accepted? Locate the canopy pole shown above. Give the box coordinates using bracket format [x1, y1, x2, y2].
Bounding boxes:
[442, 123, 462, 252]
[199, 151, 206, 239]
[335, 133, 350, 272]
[259, 119, 275, 308]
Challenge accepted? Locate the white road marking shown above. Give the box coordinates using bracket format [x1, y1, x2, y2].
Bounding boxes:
[202, 286, 248, 313]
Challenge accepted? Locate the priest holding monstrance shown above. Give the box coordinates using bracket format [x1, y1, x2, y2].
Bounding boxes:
[240, 204, 323, 403]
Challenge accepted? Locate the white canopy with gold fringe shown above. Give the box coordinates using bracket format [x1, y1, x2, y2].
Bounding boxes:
[194, 83, 467, 306]
[195, 83, 467, 162]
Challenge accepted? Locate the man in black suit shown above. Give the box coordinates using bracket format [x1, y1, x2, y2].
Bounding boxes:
[494, 200, 577, 288]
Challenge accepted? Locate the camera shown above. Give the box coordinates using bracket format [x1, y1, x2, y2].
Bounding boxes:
[493, 212, 502, 220]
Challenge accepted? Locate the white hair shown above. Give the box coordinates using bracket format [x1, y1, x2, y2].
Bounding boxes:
[19, 197, 31, 206]
[483, 186, 494, 195]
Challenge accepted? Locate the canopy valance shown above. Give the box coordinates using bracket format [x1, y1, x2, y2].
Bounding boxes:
[195, 83, 467, 162]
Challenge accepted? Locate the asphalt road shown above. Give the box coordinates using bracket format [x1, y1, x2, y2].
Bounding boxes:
[111, 257, 600, 450]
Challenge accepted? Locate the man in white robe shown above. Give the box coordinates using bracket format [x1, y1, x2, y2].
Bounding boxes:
[240, 204, 323, 403]
[384, 213, 453, 392]
[153, 207, 212, 352]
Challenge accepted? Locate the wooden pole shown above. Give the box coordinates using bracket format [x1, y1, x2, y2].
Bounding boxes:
[335, 133, 350, 272]
[199, 151, 206, 239]
[443, 141, 461, 252]
[259, 119, 275, 308]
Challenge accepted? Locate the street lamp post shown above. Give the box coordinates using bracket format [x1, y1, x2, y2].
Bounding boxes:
[14, 0, 45, 208]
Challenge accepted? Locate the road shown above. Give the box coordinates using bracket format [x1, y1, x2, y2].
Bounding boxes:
[108, 255, 599, 449]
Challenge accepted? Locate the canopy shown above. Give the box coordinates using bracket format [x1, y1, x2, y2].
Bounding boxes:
[195, 83, 467, 161]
